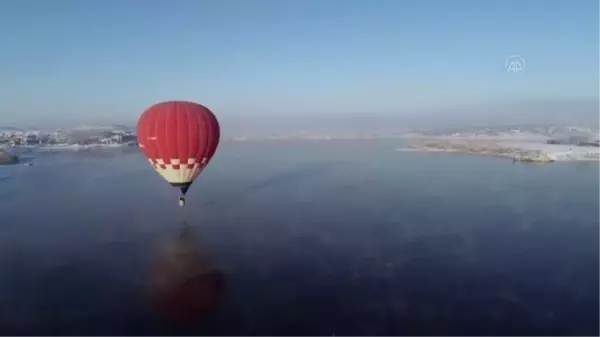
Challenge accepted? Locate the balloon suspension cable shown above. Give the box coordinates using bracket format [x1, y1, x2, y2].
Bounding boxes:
[178, 184, 191, 208]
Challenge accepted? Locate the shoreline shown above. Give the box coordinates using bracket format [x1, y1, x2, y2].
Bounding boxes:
[23, 143, 137, 151]
[396, 139, 557, 164]
[397, 148, 600, 163]
[400, 139, 600, 163]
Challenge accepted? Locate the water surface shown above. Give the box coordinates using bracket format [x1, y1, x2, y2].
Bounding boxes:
[0, 141, 597, 335]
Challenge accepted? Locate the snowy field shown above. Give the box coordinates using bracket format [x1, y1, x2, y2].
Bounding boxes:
[497, 141, 599, 161]
[398, 138, 599, 162]
[2, 143, 133, 155]
[36, 143, 131, 151]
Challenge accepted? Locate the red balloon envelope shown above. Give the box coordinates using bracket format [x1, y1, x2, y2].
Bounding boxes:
[136, 101, 220, 195]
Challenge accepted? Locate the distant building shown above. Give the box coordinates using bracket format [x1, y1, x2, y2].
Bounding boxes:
[547, 135, 596, 146]
[94, 131, 136, 145]
[577, 140, 599, 147]
[121, 134, 136, 143]
[25, 134, 38, 145]
[99, 137, 117, 144]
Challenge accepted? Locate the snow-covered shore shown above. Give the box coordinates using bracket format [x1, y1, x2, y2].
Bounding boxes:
[496, 141, 599, 161]
[400, 139, 599, 162]
[17, 143, 135, 152]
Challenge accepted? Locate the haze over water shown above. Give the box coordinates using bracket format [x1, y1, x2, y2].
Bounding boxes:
[0, 141, 597, 335]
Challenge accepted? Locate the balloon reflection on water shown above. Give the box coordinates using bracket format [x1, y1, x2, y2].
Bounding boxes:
[147, 223, 225, 324]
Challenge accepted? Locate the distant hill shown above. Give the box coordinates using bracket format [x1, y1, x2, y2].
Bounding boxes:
[0, 126, 25, 133]
[403, 124, 599, 141]
[71, 124, 133, 132]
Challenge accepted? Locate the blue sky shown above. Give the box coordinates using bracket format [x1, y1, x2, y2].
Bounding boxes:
[0, 0, 597, 131]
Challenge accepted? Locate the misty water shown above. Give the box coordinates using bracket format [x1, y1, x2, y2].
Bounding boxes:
[0, 140, 598, 335]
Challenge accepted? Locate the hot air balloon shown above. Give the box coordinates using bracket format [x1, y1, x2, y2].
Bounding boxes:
[137, 101, 220, 207]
